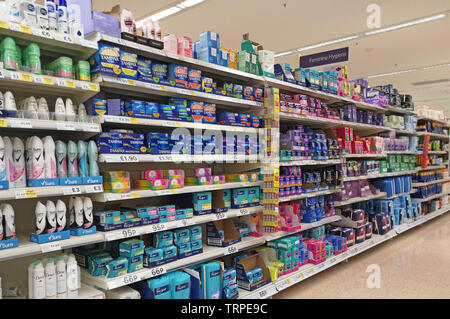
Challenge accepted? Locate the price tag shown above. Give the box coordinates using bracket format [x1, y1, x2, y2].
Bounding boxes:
[9, 22, 20, 32]
[214, 212, 226, 221]
[20, 25, 31, 34]
[310, 268, 315, 274]
[43, 76, 54, 85]
[162, 120, 177, 127]
[31, 27, 53, 39]
[89, 83, 99, 91]
[151, 223, 167, 233]
[15, 189, 37, 199]
[238, 208, 249, 216]
[276, 280, 289, 291]
[147, 266, 167, 278]
[145, 83, 162, 91]
[56, 121, 76, 131]
[119, 193, 133, 200]
[85, 184, 103, 193]
[116, 273, 139, 288]
[121, 228, 140, 238]
[0, 20, 9, 29]
[157, 155, 173, 161]
[62, 186, 82, 195]
[82, 124, 100, 132]
[32, 75, 44, 84]
[177, 88, 191, 96]
[80, 82, 90, 90]
[65, 80, 76, 88]
[127, 79, 136, 86]
[56, 78, 66, 86]
[21, 73, 33, 82]
[317, 263, 325, 270]
[40, 241, 61, 253]
[10, 71, 21, 81]
[130, 192, 140, 199]
[0, 119, 7, 127]
[118, 155, 139, 163]
[53, 33, 73, 43]
[155, 190, 172, 196]
[160, 85, 168, 91]
[258, 289, 268, 298]
[224, 245, 239, 256]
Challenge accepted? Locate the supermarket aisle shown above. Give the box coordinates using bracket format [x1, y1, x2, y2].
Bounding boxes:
[274, 212, 450, 299]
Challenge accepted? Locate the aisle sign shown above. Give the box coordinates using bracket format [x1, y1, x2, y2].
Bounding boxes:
[300, 47, 349, 68]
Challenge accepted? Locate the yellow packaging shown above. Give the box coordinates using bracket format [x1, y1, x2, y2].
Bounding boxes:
[224, 48, 237, 69]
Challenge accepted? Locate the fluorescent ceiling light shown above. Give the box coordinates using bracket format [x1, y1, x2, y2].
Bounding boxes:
[367, 69, 417, 78]
[137, 0, 206, 27]
[365, 14, 446, 36]
[149, 6, 182, 21]
[274, 51, 294, 58]
[178, 0, 206, 8]
[296, 35, 360, 52]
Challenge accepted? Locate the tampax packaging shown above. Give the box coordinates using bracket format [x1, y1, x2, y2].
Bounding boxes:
[137, 58, 153, 83]
[89, 43, 121, 76]
[243, 86, 254, 101]
[168, 64, 188, 89]
[203, 103, 216, 124]
[201, 77, 213, 93]
[146, 133, 170, 154]
[122, 133, 145, 153]
[119, 51, 138, 79]
[151, 63, 168, 83]
[188, 68, 201, 91]
[188, 100, 203, 123]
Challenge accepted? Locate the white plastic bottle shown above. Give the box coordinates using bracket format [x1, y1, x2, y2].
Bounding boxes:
[2, 137, 12, 184]
[1, 203, 15, 239]
[35, 201, 46, 235]
[44, 258, 57, 299]
[6, 0, 21, 23]
[0, 207, 3, 241]
[55, 199, 66, 232]
[55, 256, 67, 299]
[0, 92, 4, 115]
[25, 96, 38, 120]
[54, 97, 65, 121]
[77, 103, 87, 122]
[32, 261, 46, 299]
[57, 0, 68, 34]
[66, 254, 79, 299]
[42, 136, 57, 178]
[73, 196, 83, 228]
[82, 196, 93, 229]
[154, 20, 161, 41]
[65, 98, 75, 121]
[28, 260, 37, 299]
[31, 136, 45, 180]
[25, 137, 33, 180]
[143, 19, 154, 39]
[66, 140, 78, 177]
[46, 0, 57, 31]
[45, 200, 56, 233]
[68, 196, 75, 228]
[4, 91, 17, 117]
[0, 137, 6, 182]
[37, 97, 49, 120]
[11, 137, 26, 188]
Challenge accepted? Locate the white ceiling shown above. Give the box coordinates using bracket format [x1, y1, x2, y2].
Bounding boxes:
[92, 0, 450, 115]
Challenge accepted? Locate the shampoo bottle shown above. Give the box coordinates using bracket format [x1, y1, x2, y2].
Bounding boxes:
[11, 137, 26, 187]
[55, 140, 67, 178]
[42, 136, 57, 178]
[67, 141, 78, 177]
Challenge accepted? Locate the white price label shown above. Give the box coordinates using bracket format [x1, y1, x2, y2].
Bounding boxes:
[31, 27, 53, 39]
[151, 223, 167, 232]
[276, 280, 289, 291]
[177, 88, 191, 96]
[118, 155, 139, 163]
[148, 266, 166, 278]
[9, 71, 21, 81]
[224, 245, 239, 256]
[85, 184, 103, 193]
[145, 83, 162, 91]
[9, 119, 32, 128]
[53, 33, 73, 43]
[56, 121, 76, 131]
[121, 273, 139, 286]
[40, 241, 61, 253]
[56, 78, 66, 86]
[214, 212, 226, 220]
[82, 124, 100, 132]
[32, 75, 44, 84]
[14, 189, 37, 199]
[238, 208, 249, 216]
[113, 117, 132, 124]
[120, 193, 133, 200]
[258, 289, 268, 298]
[317, 263, 325, 270]
[155, 190, 172, 196]
[157, 155, 173, 161]
[342, 252, 349, 258]
[121, 228, 139, 238]
[9, 22, 20, 32]
[80, 82, 90, 90]
[62, 186, 82, 195]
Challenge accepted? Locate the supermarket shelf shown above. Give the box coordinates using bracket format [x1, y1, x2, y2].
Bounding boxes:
[86, 32, 263, 85]
[412, 178, 450, 187]
[0, 233, 105, 262]
[0, 117, 101, 135]
[0, 21, 98, 60]
[386, 106, 416, 115]
[416, 150, 448, 155]
[95, 75, 263, 110]
[417, 131, 450, 140]
[417, 116, 449, 126]
[93, 181, 263, 202]
[381, 189, 417, 200]
[81, 236, 266, 290]
[411, 191, 450, 203]
[102, 206, 262, 242]
[238, 283, 279, 299]
[394, 206, 450, 234]
[264, 216, 342, 242]
[416, 165, 446, 172]
[279, 188, 341, 203]
[390, 128, 417, 136]
[99, 153, 260, 164]
[98, 115, 263, 134]
[265, 78, 387, 113]
[385, 150, 417, 155]
[334, 192, 387, 207]
[0, 184, 104, 201]
[343, 170, 418, 182]
[343, 153, 386, 159]
[0, 68, 100, 104]
[279, 159, 342, 167]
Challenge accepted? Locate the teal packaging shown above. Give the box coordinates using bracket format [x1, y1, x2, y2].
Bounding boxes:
[151, 62, 168, 82]
[145, 102, 159, 118]
[193, 192, 212, 215]
[89, 43, 121, 76]
[190, 226, 202, 241]
[125, 100, 146, 117]
[223, 189, 231, 209]
[224, 284, 238, 298]
[119, 239, 145, 258]
[128, 255, 144, 273]
[169, 97, 188, 107]
[248, 187, 260, 205]
[154, 231, 174, 248]
[174, 229, 191, 245]
[137, 57, 153, 82]
[163, 245, 177, 259]
[201, 262, 221, 299]
[232, 188, 249, 208]
[157, 205, 176, 223]
[0, 37, 18, 70]
[177, 242, 191, 255]
[148, 276, 171, 299]
[168, 271, 191, 299]
[94, 210, 121, 226]
[106, 257, 128, 278]
[249, 267, 263, 284]
[176, 208, 193, 220]
[223, 268, 236, 287]
[120, 50, 138, 79]
[145, 247, 163, 263]
[89, 255, 113, 276]
[191, 239, 202, 251]
[122, 206, 158, 219]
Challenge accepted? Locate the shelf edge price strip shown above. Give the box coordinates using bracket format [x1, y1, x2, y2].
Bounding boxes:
[85, 184, 103, 193]
[41, 241, 61, 253]
[224, 245, 239, 256]
[62, 186, 82, 196]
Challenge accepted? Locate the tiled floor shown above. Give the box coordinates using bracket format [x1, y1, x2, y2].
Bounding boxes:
[274, 212, 450, 299]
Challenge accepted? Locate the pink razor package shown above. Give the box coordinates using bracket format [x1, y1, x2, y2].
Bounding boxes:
[212, 175, 226, 184]
[195, 168, 212, 177]
[140, 170, 164, 180]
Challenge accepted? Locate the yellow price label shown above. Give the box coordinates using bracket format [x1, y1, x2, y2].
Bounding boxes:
[0, 119, 7, 127]
[65, 80, 75, 88]
[287, 279, 291, 285]
[190, 91, 196, 96]
[311, 269, 315, 274]
[176, 122, 182, 128]
[0, 20, 9, 29]
[300, 273, 304, 279]
[26, 189, 37, 198]
[170, 190, 178, 194]
[130, 192, 140, 198]
[89, 83, 99, 91]
[43, 76, 54, 85]
[20, 25, 32, 34]
[21, 73, 33, 82]
[160, 86, 168, 91]
[129, 118, 138, 124]
[127, 79, 136, 86]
